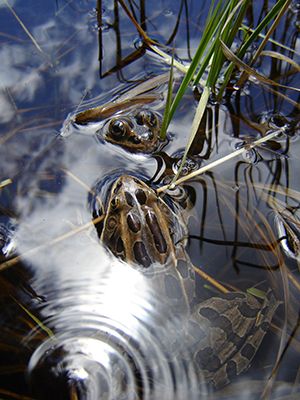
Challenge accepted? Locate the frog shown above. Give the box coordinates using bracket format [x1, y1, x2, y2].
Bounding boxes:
[98, 109, 163, 153]
[99, 174, 279, 389]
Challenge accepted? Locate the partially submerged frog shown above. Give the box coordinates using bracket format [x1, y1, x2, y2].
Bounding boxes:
[69, 73, 171, 153]
[100, 174, 196, 310]
[187, 290, 278, 389]
[98, 109, 164, 153]
[99, 174, 279, 389]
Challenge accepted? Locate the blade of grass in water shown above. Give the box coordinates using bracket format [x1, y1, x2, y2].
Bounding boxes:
[247, 287, 269, 300]
[164, 1, 240, 128]
[0, 178, 12, 189]
[240, 24, 300, 56]
[3, 0, 44, 55]
[171, 86, 210, 182]
[237, 0, 292, 87]
[160, 57, 175, 140]
[157, 129, 281, 193]
[149, 45, 189, 74]
[11, 296, 54, 338]
[205, 0, 248, 90]
[259, 50, 300, 72]
[170, 1, 248, 179]
[163, 0, 249, 146]
[117, 0, 156, 45]
[218, 0, 292, 98]
[220, 40, 300, 92]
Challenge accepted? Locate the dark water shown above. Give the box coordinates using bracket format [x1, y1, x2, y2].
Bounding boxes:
[0, 1, 300, 399]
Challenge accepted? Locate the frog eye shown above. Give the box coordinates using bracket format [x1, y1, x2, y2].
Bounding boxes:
[131, 136, 141, 144]
[108, 119, 131, 140]
[135, 110, 159, 128]
[269, 114, 288, 129]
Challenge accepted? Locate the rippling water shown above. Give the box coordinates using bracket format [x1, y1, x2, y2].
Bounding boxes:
[22, 240, 200, 400]
[0, 1, 300, 399]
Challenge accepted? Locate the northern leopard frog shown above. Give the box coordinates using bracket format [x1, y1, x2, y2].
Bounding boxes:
[100, 174, 279, 388]
[99, 109, 163, 153]
[101, 174, 196, 311]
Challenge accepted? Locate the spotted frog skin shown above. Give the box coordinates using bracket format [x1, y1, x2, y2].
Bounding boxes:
[101, 174, 196, 311]
[100, 174, 279, 388]
[187, 290, 279, 389]
[100, 109, 162, 153]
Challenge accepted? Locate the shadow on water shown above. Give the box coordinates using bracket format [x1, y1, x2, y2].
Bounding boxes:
[0, 0, 300, 399]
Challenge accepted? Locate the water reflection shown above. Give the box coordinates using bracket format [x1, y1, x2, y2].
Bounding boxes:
[24, 240, 200, 400]
[0, 0, 300, 398]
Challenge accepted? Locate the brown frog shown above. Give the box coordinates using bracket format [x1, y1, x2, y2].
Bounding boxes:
[100, 109, 163, 153]
[100, 174, 196, 311]
[100, 174, 279, 389]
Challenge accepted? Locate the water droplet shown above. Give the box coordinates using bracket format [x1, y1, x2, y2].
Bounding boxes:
[163, 9, 173, 16]
[133, 38, 144, 50]
[243, 148, 257, 164]
[234, 140, 245, 150]
[232, 83, 241, 91]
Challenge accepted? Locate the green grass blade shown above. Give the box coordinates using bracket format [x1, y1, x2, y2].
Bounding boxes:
[238, 0, 291, 59]
[171, 86, 210, 183]
[237, 0, 292, 86]
[166, 1, 236, 126]
[218, 0, 291, 97]
[158, 129, 281, 193]
[160, 57, 174, 140]
[11, 296, 54, 338]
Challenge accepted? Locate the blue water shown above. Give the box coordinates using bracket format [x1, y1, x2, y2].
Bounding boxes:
[0, 1, 299, 399]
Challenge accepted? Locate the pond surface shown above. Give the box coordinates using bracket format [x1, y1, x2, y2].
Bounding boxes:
[0, 1, 300, 399]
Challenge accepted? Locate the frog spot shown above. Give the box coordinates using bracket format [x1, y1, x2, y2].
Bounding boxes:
[145, 211, 167, 254]
[195, 347, 221, 372]
[135, 188, 147, 205]
[260, 321, 270, 332]
[226, 360, 238, 380]
[125, 191, 135, 207]
[107, 217, 117, 230]
[110, 197, 119, 210]
[240, 343, 256, 360]
[198, 306, 219, 320]
[211, 315, 232, 332]
[116, 237, 124, 253]
[127, 213, 141, 233]
[238, 301, 260, 318]
[133, 241, 151, 268]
